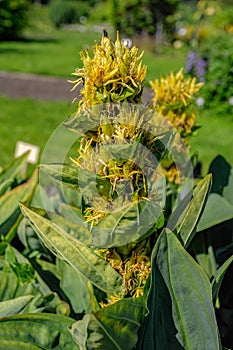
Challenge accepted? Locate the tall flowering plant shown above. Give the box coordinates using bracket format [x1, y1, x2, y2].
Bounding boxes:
[18, 32, 226, 350]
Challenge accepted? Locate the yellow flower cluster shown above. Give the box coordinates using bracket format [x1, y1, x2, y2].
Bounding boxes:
[150, 69, 203, 139]
[69, 31, 147, 107]
[99, 247, 151, 301]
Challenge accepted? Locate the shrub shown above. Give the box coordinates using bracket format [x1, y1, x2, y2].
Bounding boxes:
[49, 0, 80, 28]
[200, 33, 233, 110]
[110, 0, 179, 38]
[0, 0, 30, 40]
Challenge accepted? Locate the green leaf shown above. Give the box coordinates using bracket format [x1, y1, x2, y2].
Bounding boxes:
[0, 339, 42, 349]
[0, 152, 29, 187]
[19, 204, 124, 297]
[71, 297, 146, 350]
[0, 269, 59, 314]
[212, 254, 233, 305]
[92, 200, 162, 248]
[4, 245, 36, 284]
[40, 164, 113, 200]
[0, 270, 38, 303]
[64, 109, 101, 136]
[0, 179, 14, 196]
[58, 260, 92, 314]
[31, 206, 92, 245]
[208, 155, 231, 196]
[0, 169, 38, 236]
[195, 244, 217, 279]
[175, 174, 212, 247]
[138, 228, 221, 350]
[0, 313, 79, 350]
[0, 295, 33, 318]
[197, 193, 233, 232]
[223, 168, 233, 206]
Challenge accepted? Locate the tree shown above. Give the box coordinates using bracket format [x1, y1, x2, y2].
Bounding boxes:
[111, 0, 180, 39]
[0, 0, 30, 40]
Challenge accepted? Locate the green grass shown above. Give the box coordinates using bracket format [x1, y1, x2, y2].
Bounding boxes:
[0, 29, 99, 80]
[0, 95, 232, 174]
[0, 27, 187, 83]
[0, 16, 187, 84]
[190, 110, 233, 174]
[0, 96, 75, 168]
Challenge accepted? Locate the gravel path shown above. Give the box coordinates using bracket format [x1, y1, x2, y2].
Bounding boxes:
[0, 70, 152, 103]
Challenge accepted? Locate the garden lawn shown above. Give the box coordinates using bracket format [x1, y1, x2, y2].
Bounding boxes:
[0, 96, 74, 168]
[0, 27, 187, 84]
[190, 109, 233, 174]
[0, 96, 232, 174]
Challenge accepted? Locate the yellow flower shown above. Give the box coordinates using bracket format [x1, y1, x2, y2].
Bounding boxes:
[69, 31, 147, 107]
[150, 69, 203, 140]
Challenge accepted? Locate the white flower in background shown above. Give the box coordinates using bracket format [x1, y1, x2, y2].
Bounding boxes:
[228, 96, 233, 106]
[196, 96, 205, 108]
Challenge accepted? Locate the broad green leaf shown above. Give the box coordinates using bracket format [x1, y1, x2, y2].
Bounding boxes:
[0, 169, 38, 236]
[196, 245, 217, 279]
[27, 206, 92, 245]
[175, 174, 212, 247]
[0, 179, 14, 196]
[223, 168, 233, 206]
[58, 260, 92, 314]
[71, 297, 146, 350]
[20, 204, 124, 297]
[64, 109, 101, 136]
[0, 313, 79, 350]
[212, 254, 233, 305]
[40, 164, 112, 200]
[33, 257, 92, 315]
[61, 202, 85, 225]
[216, 242, 233, 263]
[208, 155, 231, 196]
[17, 217, 45, 253]
[0, 295, 33, 318]
[138, 228, 221, 350]
[0, 270, 38, 302]
[197, 194, 233, 232]
[0, 152, 29, 186]
[92, 200, 162, 248]
[4, 245, 36, 284]
[0, 339, 41, 349]
[0, 259, 61, 315]
[0, 214, 22, 254]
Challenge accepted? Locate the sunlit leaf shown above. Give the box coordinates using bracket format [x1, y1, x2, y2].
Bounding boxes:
[40, 163, 113, 200]
[197, 193, 233, 232]
[0, 313, 79, 350]
[212, 254, 233, 305]
[92, 200, 162, 248]
[173, 174, 212, 247]
[0, 295, 33, 318]
[71, 297, 146, 350]
[20, 204, 124, 297]
[0, 169, 38, 236]
[137, 228, 221, 350]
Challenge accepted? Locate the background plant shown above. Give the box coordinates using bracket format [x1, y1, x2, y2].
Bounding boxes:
[198, 32, 233, 112]
[110, 0, 179, 40]
[0, 0, 30, 40]
[49, 0, 79, 28]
